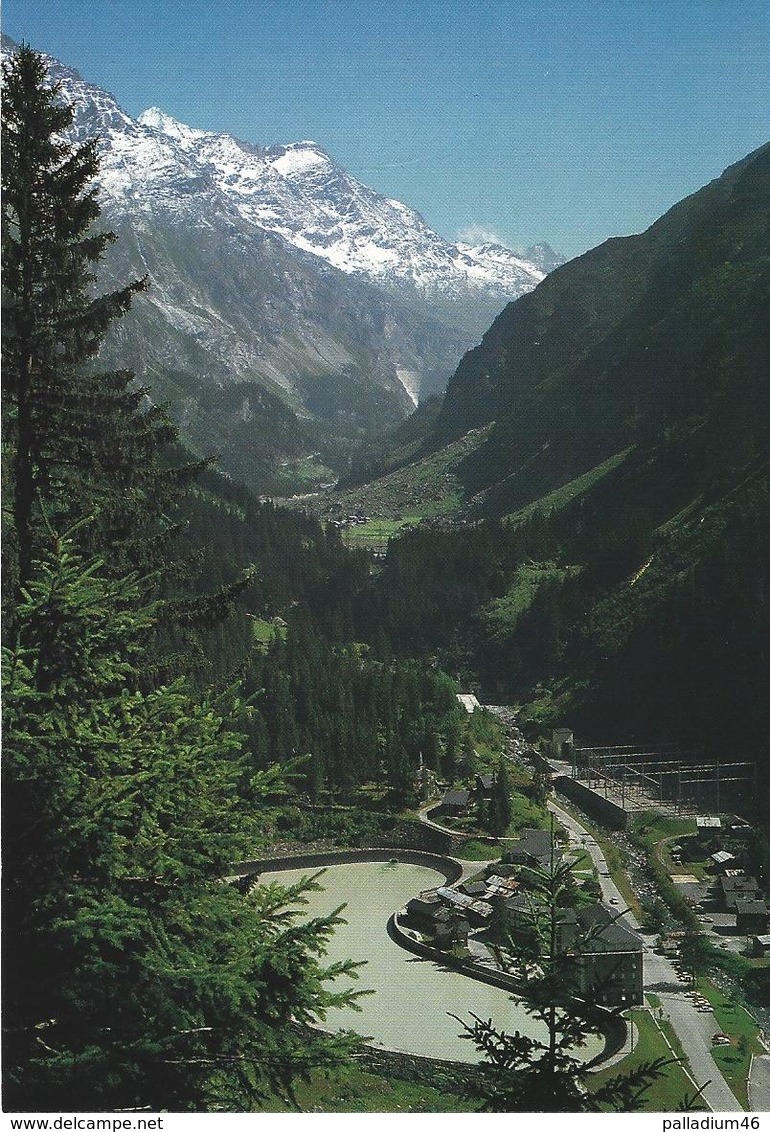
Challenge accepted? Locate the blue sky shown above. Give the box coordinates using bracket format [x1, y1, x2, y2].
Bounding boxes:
[3, 0, 768, 257]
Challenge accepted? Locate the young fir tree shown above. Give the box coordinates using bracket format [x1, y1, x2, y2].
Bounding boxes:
[2, 43, 252, 678]
[1, 46, 363, 1110]
[454, 838, 672, 1112]
[2, 530, 363, 1110]
[487, 757, 513, 836]
[1, 45, 177, 592]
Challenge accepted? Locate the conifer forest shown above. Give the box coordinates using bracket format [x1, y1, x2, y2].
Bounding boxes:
[2, 42, 769, 1116]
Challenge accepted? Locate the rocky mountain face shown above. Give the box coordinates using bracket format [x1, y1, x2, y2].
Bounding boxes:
[1, 37, 558, 491]
[135, 106, 553, 338]
[334, 145, 769, 505]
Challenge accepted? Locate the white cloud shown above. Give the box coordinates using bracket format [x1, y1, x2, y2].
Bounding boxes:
[456, 223, 509, 247]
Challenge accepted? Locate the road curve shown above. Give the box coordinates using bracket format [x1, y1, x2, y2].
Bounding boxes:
[415, 764, 746, 1109]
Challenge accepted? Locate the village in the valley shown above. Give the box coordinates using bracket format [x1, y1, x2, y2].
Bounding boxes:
[385, 697, 770, 1112]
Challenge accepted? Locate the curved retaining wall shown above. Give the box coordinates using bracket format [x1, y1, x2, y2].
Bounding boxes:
[389, 911, 624, 1067]
[389, 911, 523, 994]
[592, 1010, 627, 1066]
[353, 1043, 477, 1091]
[232, 846, 625, 1069]
[230, 847, 463, 886]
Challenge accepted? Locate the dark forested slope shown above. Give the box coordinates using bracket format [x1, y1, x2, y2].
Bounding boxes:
[350, 143, 770, 802]
[434, 141, 769, 515]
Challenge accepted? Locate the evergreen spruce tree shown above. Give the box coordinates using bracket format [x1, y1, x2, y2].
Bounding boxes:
[1, 45, 177, 591]
[454, 842, 673, 1112]
[489, 756, 513, 836]
[1, 46, 362, 1110]
[2, 531, 362, 1110]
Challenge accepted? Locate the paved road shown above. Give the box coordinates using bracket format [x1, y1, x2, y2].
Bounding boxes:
[417, 800, 521, 844]
[416, 800, 460, 837]
[748, 1054, 770, 1112]
[415, 802, 499, 881]
[548, 798, 744, 1112]
[418, 781, 746, 1109]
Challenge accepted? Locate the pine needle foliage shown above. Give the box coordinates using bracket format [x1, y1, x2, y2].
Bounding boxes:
[454, 842, 671, 1112]
[1, 47, 364, 1112]
[1, 514, 364, 1113]
[1, 44, 182, 597]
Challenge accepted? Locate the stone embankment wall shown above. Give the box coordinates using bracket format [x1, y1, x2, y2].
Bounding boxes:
[593, 1011, 627, 1065]
[554, 775, 628, 830]
[235, 847, 626, 1069]
[389, 912, 526, 995]
[285, 1021, 477, 1093]
[230, 846, 463, 885]
[419, 809, 500, 855]
[354, 1045, 478, 1094]
[372, 818, 468, 855]
[244, 816, 468, 859]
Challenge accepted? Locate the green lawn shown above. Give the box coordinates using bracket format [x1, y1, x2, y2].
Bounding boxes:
[565, 847, 594, 873]
[635, 815, 709, 885]
[589, 1008, 706, 1112]
[250, 617, 284, 645]
[507, 791, 550, 833]
[466, 707, 507, 763]
[633, 813, 698, 842]
[342, 517, 418, 545]
[457, 837, 500, 861]
[483, 562, 581, 636]
[699, 979, 766, 1109]
[257, 1012, 707, 1111]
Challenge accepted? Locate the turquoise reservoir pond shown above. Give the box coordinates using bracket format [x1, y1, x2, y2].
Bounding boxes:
[261, 859, 604, 1064]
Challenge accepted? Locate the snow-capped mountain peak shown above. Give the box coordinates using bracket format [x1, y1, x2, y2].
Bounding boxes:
[1, 35, 564, 486]
[128, 102, 552, 322]
[2, 34, 559, 328]
[265, 140, 334, 179]
[138, 106, 209, 146]
[458, 241, 533, 265]
[456, 241, 546, 281]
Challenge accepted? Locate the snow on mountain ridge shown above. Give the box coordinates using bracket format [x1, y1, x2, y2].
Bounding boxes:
[2, 36, 555, 318]
[1, 36, 558, 423]
[455, 242, 546, 286]
[40, 50, 136, 143]
[139, 107, 209, 145]
[133, 100, 547, 310]
[268, 141, 335, 177]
